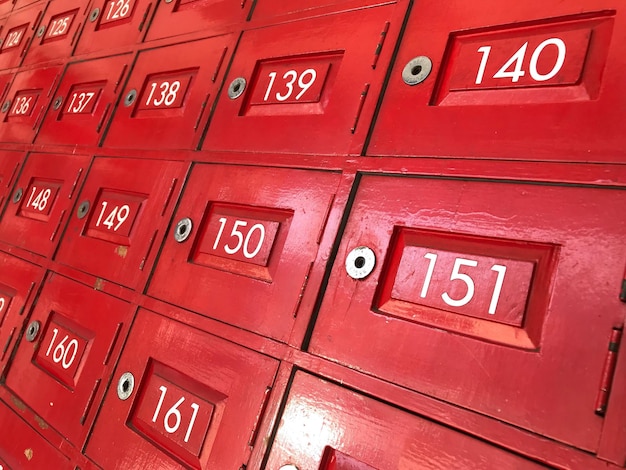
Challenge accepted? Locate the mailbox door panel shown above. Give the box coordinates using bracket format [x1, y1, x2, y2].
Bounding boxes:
[74, 0, 154, 55]
[0, 3, 46, 69]
[0, 252, 42, 377]
[0, 400, 73, 469]
[23, 0, 89, 66]
[0, 152, 91, 257]
[203, 4, 408, 156]
[86, 308, 278, 469]
[148, 165, 340, 342]
[55, 157, 188, 289]
[368, 0, 626, 162]
[4, 274, 134, 447]
[265, 372, 546, 470]
[0, 150, 23, 211]
[145, 0, 250, 42]
[0, 65, 63, 143]
[309, 175, 626, 452]
[104, 35, 236, 150]
[37, 54, 133, 146]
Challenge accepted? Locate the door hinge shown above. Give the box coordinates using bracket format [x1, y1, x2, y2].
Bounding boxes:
[595, 327, 623, 416]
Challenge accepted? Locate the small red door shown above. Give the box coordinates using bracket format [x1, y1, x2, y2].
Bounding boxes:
[104, 34, 236, 150]
[309, 174, 626, 452]
[0, 64, 63, 143]
[148, 164, 341, 342]
[203, 3, 408, 156]
[22, 0, 90, 66]
[37, 54, 133, 146]
[368, 0, 626, 162]
[4, 273, 135, 448]
[0, 399, 73, 469]
[265, 372, 547, 469]
[0, 150, 23, 210]
[86, 308, 279, 469]
[0, 152, 91, 258]
[55, 157, 188, 290]
[0, 3, 46, 69]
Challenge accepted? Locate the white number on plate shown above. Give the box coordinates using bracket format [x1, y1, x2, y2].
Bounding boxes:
[0, 297, 5, 313]
[4, 29, 23, 48]
[95, 201, 130, 231]
[421, 253, 507, 315]
[106, 0, 130, 20]
[475, 37, 566, 84]
[145, 80, 181, 107]
[26, 186, 52, 212]
[213, 218, 265, 259]
[48, 16, 71, 37]
[264, 68, 317, 102]
[11, 96, 32, 115]
[45, 328, 79, 370]
[66, 92, 95, 114]
[152, 385, 200, 444]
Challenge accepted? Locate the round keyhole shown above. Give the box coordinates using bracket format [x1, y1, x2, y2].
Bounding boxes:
[25, 321, 41, 342]
[345, 246, 376, 280]
[90, 8, 100, 21]
[12, 188, 23, 204]
[227, 77, 246, 99]
[117, 372, 135, 400]
[124, 89, 137, 107]
[77, 200, 90, 219]
[174, 218, 193, 242]
[402, 56, 433, 86]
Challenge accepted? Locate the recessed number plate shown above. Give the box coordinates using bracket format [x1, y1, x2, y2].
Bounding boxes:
[132, 363, 224, 463]
[85, 190, 145, 243]
[19, 180, 61, 221]
[35, 315, 92, 389]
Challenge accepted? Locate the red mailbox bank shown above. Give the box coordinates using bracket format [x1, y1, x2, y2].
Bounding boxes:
[0, 0, 624, 469]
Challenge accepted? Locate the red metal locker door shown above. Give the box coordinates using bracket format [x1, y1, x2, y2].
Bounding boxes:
[22, 0, 89, 66]
[0, 152, 90, 258]
[309, 174, 626, 452]
[75, 0, 153, 55]
[0, 150, 23, 210]
[55, 157, 187, 289]
[148, 164, 340, 342]
[37, 54, 132, 146]
[145, 0, 250, 42]
[368, 0, 626, 162]
[104, 34, 236, 150]
[86, 308, 279, 469]
[0, 252, 42, 377]
[203, 3, 408, 156]
[265, 372, 546, 470]
[4, 273, 134, 448]
[0, 64, 63, 143]
[0, 2, 46, 69]
[0, 400, 73, 469]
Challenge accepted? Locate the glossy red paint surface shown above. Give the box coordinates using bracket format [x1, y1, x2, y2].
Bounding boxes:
[368, 0, 626, 162]
[75, 0, 153, 55]
[145, 0, 250, 42]
[265, 372, 546, 470]
[203, 3, 408, 156]
[86, 308, 278, 469]
[148, 164, 340, 342]
[37, 54, 132, 145]
[0, 399, 73, 469]
[0, 64, 63, 143]
[309, 174, 626, 451]
[4, 273, 134, 447]
[0, 252, 42, 377]
[0, 152, 90, 257]
[55, 157, 187, 289]
[0, 3, 44, 69]
[104, 34, 236, 150]
[23, 0, 89, 66]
